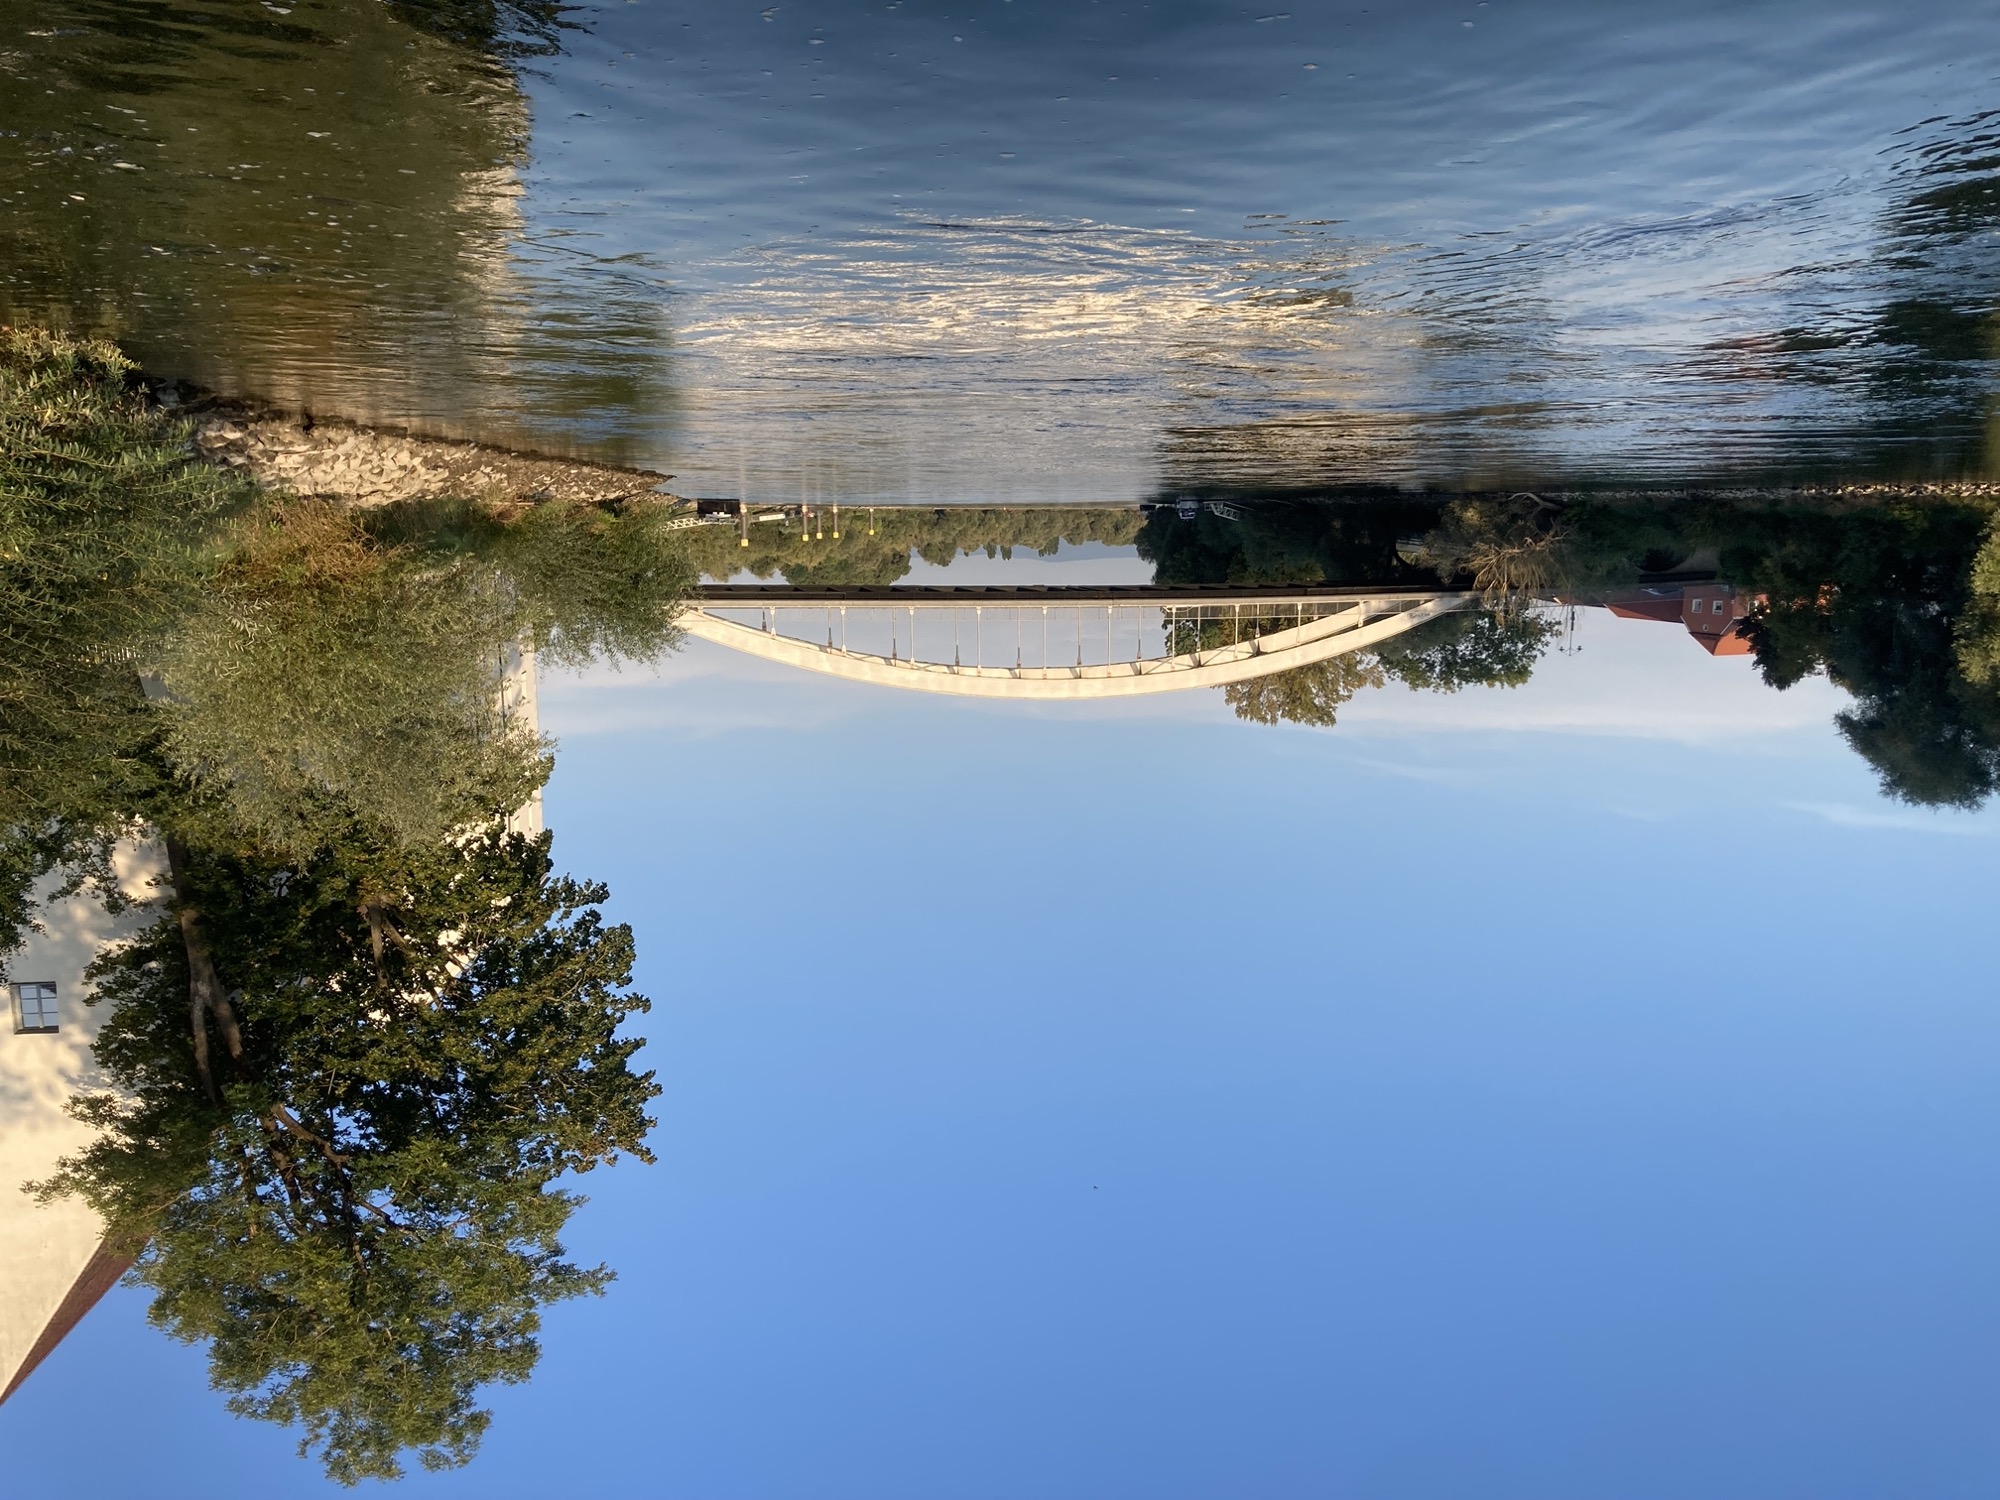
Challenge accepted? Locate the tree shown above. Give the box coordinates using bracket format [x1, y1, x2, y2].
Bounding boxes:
[1730, 501, 2000, 806]
[4, 331, 677, 1479]
[151, 499, 545, 859]
[1222, 608, 1554, 729]
[148, 491, 692, 859]
[675, 504, 1145, 589]
[1418, 494, 1571, 606]
[1374, 607, 1555, 693]
[42, 813, 657, 1484]
[0, 328, 251, 970]
[1954, 506, 2000, 687]
[466, 495, 696, 670]
[0, 329, 248, 821]
[1226, 654, 1385, 727]
[1137, 495, 1439, 588]
[0, 325, 694, 864]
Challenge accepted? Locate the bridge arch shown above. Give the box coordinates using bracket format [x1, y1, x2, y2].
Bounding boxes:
[682, 589, 1479, 699]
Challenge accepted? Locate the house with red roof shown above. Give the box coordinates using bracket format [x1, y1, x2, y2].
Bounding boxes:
[1602, 582, 1756, 656]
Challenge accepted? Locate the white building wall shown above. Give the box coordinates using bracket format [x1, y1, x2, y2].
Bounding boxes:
[0, 845, 163, 1397]
[500, 639, 543, 837]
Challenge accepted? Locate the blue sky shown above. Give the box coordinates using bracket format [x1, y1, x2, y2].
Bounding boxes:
[8, 610, 1999, 1498]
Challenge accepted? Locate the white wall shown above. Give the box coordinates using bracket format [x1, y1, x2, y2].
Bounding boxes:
[0, 845, 163, 1395]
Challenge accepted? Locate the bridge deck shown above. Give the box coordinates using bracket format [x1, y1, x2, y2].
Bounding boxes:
[695, 584, 1453, 607]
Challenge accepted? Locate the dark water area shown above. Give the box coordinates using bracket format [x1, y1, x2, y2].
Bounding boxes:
[5, 5, 2000, 1497]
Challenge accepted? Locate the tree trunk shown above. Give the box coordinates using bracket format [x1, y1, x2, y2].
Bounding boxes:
[164, 836, 246, 1102]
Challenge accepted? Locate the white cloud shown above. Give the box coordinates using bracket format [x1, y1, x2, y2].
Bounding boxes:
[1785, 801, 2000, 836]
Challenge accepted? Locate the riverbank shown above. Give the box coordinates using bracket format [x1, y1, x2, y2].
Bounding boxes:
[179, 398, 678, 509]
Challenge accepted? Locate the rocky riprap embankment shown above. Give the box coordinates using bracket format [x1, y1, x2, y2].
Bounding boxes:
[191, 408, 676, 507]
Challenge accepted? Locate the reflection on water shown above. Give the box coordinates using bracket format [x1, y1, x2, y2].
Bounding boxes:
[7, 2, 2000, 492]
[0, 0, 671, 459]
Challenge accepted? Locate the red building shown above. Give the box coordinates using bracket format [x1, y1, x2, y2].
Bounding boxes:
[1602, 583, 1755, 656]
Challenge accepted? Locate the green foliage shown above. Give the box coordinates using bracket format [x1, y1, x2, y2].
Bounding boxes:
[44, 818, 656, 1483]
[1418, 495, 1570, 604]
[1138, 497, 1439, 588]
[3, 328, 684, 1482]
[486, 499, 696, 669]
[0, 332, 694, 861]
[1465, 492, 2000, 807]
[1220, 607, 1555, 729]
[1160, 484, 1985, 762]
[1225, 653, 1385, 727]
[152, 500, 546, 858]
[1375, 608, 1557, 693]
[1954, 507, 2000, 687]
[1138, 500, 1563, 730]
[0, 828, 47, 976]
[0, 328, 251, 966]
[0, 328, 250, 822]
[1725, 501, 2000, 807]
[169, 1126, 594, 1484]
[145, 493, 692, 855]
[1835, 683, 2000, 807]
[676, 505, 1144, 587]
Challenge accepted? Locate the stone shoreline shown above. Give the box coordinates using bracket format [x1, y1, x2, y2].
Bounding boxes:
[182, 401, 679, 508]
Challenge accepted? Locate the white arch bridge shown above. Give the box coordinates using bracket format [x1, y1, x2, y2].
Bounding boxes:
[683, 585, 1481, 699]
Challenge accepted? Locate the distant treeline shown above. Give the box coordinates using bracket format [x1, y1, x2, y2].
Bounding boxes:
[676, 504, 1145, 586]
[1139, 493, 2000, 808]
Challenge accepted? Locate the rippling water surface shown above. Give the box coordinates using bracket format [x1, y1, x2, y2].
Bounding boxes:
[7, 0, 2000, 495]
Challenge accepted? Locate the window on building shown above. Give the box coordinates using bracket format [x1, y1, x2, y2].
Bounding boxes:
[13, 981, 59, 1033]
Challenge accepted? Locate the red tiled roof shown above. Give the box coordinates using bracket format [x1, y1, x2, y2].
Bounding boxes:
[0, 1240, 134, 1406]
[1605, 599, 1684, 624]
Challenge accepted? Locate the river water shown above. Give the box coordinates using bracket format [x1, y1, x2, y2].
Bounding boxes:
[7, 0, 2000, 497]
